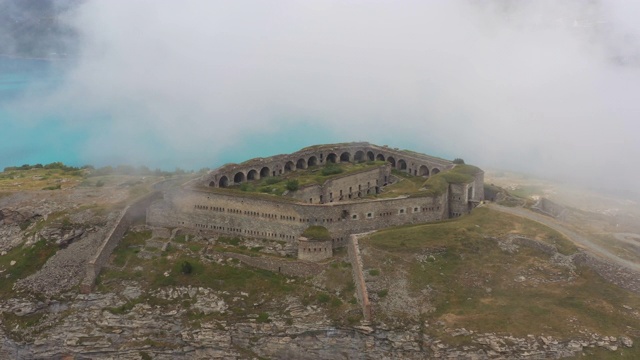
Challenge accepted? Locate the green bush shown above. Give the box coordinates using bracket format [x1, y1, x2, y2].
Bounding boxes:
[257, 312, 270, 323]
[96, 180, 105, 187]
[285, 179, 299, 191]
[181, 261, 193, 275]
[377, 289, 389, 298]
[321, 164, 343, 176]
[368, 269, 380, 276]
[317, 293, 330, 303]
[453, 158, 465, 164]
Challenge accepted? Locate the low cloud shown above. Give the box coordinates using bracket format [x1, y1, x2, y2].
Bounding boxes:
[7, 0, 640, 193]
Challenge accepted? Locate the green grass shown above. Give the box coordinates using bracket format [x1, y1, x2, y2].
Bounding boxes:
[0, 240, 58, 297]
[368, 207, 576, 255]
[302, 226, 331, 240]
[362, 206, 640, 344]
[111, 230, 152, 267]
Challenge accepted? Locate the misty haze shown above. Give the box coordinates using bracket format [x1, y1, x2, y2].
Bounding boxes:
[1, 1, 640, 359]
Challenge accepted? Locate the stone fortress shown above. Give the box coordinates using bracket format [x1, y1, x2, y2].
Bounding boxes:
[147, 142, 484, 261]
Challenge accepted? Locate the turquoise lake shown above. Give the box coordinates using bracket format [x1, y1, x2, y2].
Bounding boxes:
[0, 56, 344, 171]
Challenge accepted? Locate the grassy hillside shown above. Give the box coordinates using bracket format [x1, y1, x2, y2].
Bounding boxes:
[361, 207, 640, 357]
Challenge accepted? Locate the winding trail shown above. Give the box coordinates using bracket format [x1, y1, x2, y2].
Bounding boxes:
[486, 203, 640, 273]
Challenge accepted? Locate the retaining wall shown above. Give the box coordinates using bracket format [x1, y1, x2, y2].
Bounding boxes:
[222, 252, 323, 277]
[347, 234, 372, 322]
[80, 191, 162, 293]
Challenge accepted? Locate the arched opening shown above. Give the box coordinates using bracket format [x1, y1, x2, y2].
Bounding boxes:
[354, 151, 365, 162]
[285, 161, 295, 172]
[234, 172, 245, 184]
[296, 158, 307, 169]
[260, 167, 270, 178]
[367, 151, 375, 161]
[308, 156, 318, 167]
[219, 176, 229, 188]
[209, 181, 215, 187]
[340, 152, 351, 162]
[326, 153, 338, 163]
[247, 169, 258, 181]
[376, 154, 385, 161]
[432, 168, 440, 175]
[387, 156, 396, 167]
[398, 159, 407, 171]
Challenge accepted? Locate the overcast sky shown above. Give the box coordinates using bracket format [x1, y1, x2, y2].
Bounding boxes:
[7, 0, 640, 194]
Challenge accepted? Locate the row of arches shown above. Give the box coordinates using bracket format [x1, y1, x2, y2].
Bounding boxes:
[212, 150, 442, 188]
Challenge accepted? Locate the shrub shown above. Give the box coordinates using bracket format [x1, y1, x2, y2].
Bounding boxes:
[317, 293, 330, 303]
[285, 179, 299, 191]
[321, 164, 343, 176]
[257, 312, 270, 323]
[181, 261, 193, 275]
[368, 269, 380, 276]
[377, 289, 389, 298]
[453, 158, 465, 164]
[96, 180, 105, 187]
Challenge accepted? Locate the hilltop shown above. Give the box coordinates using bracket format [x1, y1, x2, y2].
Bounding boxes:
[0, 159, 638, 358]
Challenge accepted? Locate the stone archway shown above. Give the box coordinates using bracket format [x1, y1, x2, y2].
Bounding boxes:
[376, 154, 385, 161]
[340, 152, 351, 162]
[234, 172, 245, 184]
[219, 176, 229, 187]
[247, 169, 258, 181]
[419, 165, 429, 177]
[398, 159, 407, 171]
[387, 156, 396, 167]
[354, 151, 365, 162]
[367, 151, 375, 161]
[296, 158, 307, 169]
[308, 156, 318, 167]
[260, 167, 270, 178]
[285, 161, 295, 172]
[432, 168, 440, 175]
[326, 153, 338, 163]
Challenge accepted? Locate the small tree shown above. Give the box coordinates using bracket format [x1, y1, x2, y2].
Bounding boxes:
[285, 179, 299, 191]
[453, 158, 465, 164]
[181, 261, 193, 275]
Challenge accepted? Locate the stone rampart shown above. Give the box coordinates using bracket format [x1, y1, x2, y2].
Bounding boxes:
[204, 142, 453, 188]
[147, 187, 449, 248]
[80, 191, 162, 293]
[222, 252, 323, 277]
[532, 197, 566, 220]
[347, 233, 372, 321]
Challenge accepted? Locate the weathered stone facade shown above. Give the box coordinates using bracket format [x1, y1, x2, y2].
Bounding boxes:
[203, 142, 452, 189]
[147, 143, 484, 252]
[297, 236, 333, 261]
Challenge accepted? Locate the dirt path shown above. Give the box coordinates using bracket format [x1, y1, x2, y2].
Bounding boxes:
[486, 203, 640, 273]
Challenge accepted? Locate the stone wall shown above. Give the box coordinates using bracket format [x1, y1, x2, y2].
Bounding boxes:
[532, 197, 566, 220]
[291, 164, 391, 204]
[222, 252, 323, 277]
[147, 188, 450, 248]
[204, 142, 453, 188]
[298, 237, 333, 261]
[347, 234, 372, 321]
[80, 191, 162, 293]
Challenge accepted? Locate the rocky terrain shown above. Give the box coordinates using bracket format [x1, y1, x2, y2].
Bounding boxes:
[1, 170, 640, 359]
